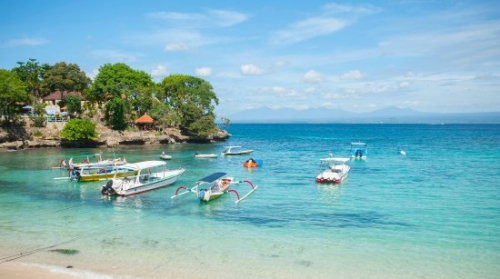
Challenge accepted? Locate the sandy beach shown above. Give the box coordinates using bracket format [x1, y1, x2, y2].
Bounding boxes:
[0, 262, 88, 278]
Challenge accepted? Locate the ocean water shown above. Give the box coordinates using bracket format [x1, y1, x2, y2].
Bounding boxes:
[0, 124, 499, 278]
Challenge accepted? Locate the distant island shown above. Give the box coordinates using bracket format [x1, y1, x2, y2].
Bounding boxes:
[226, 107, 500, 124]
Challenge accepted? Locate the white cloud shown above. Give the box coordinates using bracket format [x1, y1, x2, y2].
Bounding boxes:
[148, 11, 205, 21]
[164, 42, 190, 52]
[148, 9, 249, 28]
[209, 10, 250, 27]
[2, 37, 49, 47]
[195, 67, 213, 77]
[274, 17, 347, 44]
[304, 69, 326, 83]
[240, 64, 264, 75]
[274, 60, 288, 68]
[151, 65, 168, 78]
[267, 86, 298, 97]
[340, 70, 363, 80]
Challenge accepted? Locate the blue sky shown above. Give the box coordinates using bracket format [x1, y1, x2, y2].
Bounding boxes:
[1, 0, 499, 117]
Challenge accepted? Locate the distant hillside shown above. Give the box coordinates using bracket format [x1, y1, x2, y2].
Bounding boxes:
[226, 107, 500, 124]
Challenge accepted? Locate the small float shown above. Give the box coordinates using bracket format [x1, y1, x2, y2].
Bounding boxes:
[243, 158, 263, 168]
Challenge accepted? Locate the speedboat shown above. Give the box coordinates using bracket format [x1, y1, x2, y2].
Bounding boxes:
[171, 172, 258, 204]
[316, 157, 350, 184]
[101, 161, 185, 196]
[351, 142, 368, 159]
[222, 146, 254, 155]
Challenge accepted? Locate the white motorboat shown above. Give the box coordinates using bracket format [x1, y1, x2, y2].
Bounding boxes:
[316, 157, 350, 184]
[101, 161, 185, 196]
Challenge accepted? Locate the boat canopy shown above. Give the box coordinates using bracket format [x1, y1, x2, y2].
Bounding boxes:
[128, 160, 166, 170]
[198, 172, 227, 183]
[351, 142, 367, 147]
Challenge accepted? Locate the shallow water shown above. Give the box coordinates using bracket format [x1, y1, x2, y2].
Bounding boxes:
[1, 124, 499, 278]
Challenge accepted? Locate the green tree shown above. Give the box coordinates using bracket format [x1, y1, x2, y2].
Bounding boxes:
[61, 118, 98, 141]
[88, 63, 154, 103]
[105, 97, 127, 130]
[40, 62, 91, 94]
[0, 69, 28, 123]
[11, 58, 50, 101]
[65, 94, 82, 117]
[159, 74, 219, 137]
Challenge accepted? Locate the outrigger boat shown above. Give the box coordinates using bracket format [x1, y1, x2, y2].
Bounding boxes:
[101, 161, 185, 196]
[222, 146, 254, 156]
[316, 157, 350, 184]
[171, 172, 258, 204]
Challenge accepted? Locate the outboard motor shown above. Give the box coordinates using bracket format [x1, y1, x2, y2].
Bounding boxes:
[101, 180, 115, 195]
[198, 189, 206, 200]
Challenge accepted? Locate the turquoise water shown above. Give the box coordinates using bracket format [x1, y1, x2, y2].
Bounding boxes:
[1, 124, 499, 278]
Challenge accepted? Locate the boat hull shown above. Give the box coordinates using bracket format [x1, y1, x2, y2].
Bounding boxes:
[103, 168, 185, 196]
[79, 170, 138, 182]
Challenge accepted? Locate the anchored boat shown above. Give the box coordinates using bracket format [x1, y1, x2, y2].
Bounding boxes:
[316, 157, 350, 184]
[171, 172, 258, 204]
[101, 161, 185, 196]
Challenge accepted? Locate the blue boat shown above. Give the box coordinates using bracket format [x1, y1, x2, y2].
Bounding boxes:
[351, 142, 368, 159]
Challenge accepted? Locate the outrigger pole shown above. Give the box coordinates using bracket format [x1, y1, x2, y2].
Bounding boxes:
[229, 180, 258, 203]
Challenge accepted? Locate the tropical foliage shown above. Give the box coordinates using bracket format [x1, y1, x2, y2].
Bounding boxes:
[60, 118, 98, 141]
[1, 59, 226, 140]
[0, 69, 28, 123]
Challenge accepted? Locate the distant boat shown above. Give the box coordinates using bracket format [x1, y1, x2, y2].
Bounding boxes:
[160, 151, 172, 160]
[222, 146, 254, 156]
[194, 152, 218, 159]
[399, 149, 406, 156]
[350, 142, 368, 159]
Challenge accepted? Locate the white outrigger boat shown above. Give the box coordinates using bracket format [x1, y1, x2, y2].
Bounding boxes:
[101, 161, 185, 196]
[171, 172, 258, 204]
[315, 157, 350, 184]
[222, 146, 254, 156]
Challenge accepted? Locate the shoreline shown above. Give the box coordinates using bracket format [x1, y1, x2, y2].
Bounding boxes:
[0, 262, 92, 279]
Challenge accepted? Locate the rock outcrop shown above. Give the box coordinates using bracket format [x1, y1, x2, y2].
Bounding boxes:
[0, 123, 230, 151]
